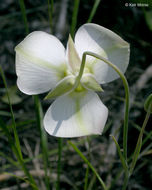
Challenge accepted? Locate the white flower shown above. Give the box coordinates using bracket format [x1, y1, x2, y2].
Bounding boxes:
[15, 23, 130, 138]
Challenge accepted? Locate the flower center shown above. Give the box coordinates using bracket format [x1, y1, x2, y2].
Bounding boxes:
[75, 83, 85, 92]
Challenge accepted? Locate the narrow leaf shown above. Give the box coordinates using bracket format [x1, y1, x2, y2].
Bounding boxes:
[144, 93, 152, 114]
[70, 0, 80, 38]
[130, 111, 151, 175]
[110, 135, 128, 172]
[68, 141, 108, 190]
[87, 0, 101, 23]
[34, 95, 50, 189]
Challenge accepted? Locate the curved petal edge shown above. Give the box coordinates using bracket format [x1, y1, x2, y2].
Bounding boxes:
[44, 91, 108, 138]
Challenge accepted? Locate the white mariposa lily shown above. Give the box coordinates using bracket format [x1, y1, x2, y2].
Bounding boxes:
[15, 23, 130, 138]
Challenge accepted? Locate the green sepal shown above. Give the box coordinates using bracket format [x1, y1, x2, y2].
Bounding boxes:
[81, 74, 103, 92]
[144, 94, 152, 114]
[67, 34, 81, 72]
[44, 76, 75, 100]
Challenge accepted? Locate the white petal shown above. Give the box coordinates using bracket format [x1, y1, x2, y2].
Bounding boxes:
[44, 91, 108, 137]
[16, 53, 64, 95]
[15, 31, 67, 94]
[75, 23, 130, 84]
[16, 31, 66, 66]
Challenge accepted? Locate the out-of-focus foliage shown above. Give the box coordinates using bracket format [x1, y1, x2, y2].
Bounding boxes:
[145, 10, 152, 31]
[2, 85, 22, 105]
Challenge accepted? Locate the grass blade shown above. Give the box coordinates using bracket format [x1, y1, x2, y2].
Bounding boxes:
[56, 138, 63, 190]
[87, 0, 101, 23]
[110, 135, 129, 190]
[0, 67, 22, 160]
[68, 141, 108, 190]
[47, 0, 54, 32]
[84, 166, 89, 190]
[110, 135, 128, 172]
[131, 121, 152, 146]
[84, 137, 91, 190]
[18, 0, 29, 34]
[0, 152, 19, 168]
[2, 137, 87, 171]
[130, 111, 151, 175]
[87, 174, 96, 190]
[3, 172, 38, 189]
[34, 95, 50, 190]
[70, 0, 80, 38]
[0, 67, 38, 190]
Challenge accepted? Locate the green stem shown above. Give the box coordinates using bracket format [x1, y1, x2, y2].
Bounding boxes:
[122, 171, 129, 190]
[47, 0, 54, 32]
[34, 95, 50, 190]
[75, 51, 129, 161]
[68, 141, 108, 190]
[56, 138, 63, 190]
[70, 0, 80, 38]
[18, 0, 29, 35]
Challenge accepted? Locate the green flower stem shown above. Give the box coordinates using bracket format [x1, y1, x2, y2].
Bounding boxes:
[56, 138, 63, 190]
[0, 67, 38, 190]
[75, 51, 130, 161]
[34, 95, 50, 190]
[70, 0, 80, 38]
[47, 0, 54, 32]
[18, 0, 29, 35]
[68, 141, 108, 190]
[87, 0, 101, 23]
